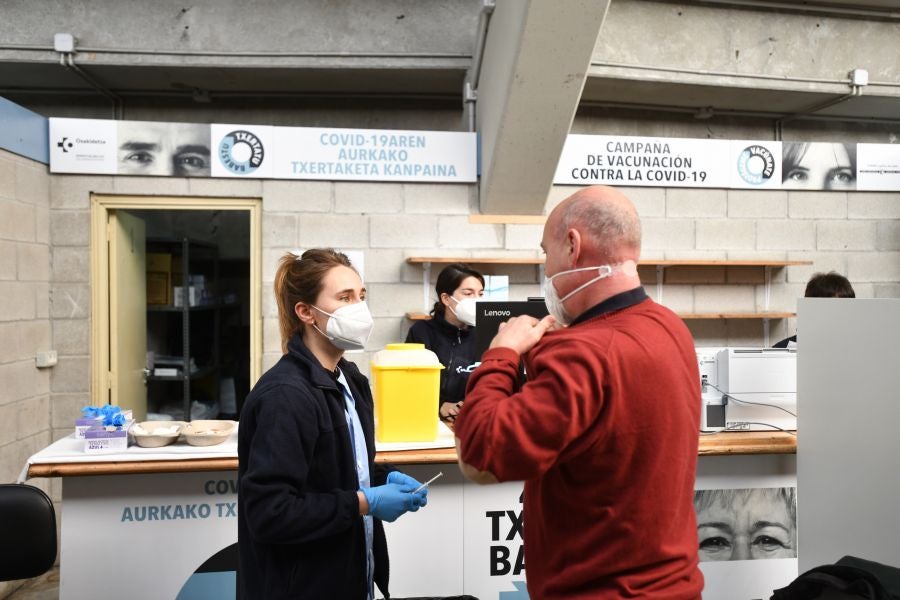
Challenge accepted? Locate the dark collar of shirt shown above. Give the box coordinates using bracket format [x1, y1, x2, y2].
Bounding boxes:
[432, 310, 471, 338]
[570, 286, 649, 327]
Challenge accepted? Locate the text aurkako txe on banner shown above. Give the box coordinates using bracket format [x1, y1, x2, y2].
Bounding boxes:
[49, 118, 478, 183]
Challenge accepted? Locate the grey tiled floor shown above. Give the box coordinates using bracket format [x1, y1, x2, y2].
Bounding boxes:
[4, 568, 59, 600]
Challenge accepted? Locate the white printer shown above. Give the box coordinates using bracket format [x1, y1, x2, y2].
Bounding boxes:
[696, 347, 797, 432]
[696, 347, 727, 432]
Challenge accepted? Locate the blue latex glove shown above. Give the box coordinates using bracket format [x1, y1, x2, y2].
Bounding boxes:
[387, 471, 428, 497]
[362, 481, 427, 522]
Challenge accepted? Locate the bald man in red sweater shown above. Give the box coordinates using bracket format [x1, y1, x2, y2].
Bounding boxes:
[454, 185, 703, 599]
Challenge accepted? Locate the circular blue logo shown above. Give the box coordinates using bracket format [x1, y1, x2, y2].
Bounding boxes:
[736, 145, 775, 186]
[218, 130, 264, 174]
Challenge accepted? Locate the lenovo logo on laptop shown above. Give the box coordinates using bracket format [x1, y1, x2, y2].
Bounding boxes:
[474, 300, 549, 359]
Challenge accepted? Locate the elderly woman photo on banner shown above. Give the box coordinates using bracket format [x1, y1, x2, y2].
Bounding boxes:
[694, 487, 797, 562]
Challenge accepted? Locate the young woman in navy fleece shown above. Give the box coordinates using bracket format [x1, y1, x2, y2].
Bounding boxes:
[238, 249, 428, 600]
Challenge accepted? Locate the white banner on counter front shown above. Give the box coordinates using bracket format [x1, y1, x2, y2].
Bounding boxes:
[49, 117, 477, 183]
[555, 135, 782, 189]
[61, 472, 238, 600]
[271, 126, 477, 182]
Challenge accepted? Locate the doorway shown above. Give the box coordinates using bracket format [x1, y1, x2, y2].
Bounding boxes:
[90, 195, 261, 421]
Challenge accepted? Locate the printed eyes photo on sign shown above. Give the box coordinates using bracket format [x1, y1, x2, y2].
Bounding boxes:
[117, 121, 211, 177]
[782, 142, 856, 191]
[694, 487, 797, 562]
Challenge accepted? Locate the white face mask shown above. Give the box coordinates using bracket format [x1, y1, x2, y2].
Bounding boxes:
[543, 265, 616, 326]
[311, 301, 374, 351]
[448, 296, 478, 327]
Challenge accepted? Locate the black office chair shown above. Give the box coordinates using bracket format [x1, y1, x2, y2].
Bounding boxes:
[0, 483, 58, 582]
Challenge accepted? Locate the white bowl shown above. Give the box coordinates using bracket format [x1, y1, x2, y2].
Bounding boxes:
[131, 421, 186, 448]
[182, 420, 236, 447]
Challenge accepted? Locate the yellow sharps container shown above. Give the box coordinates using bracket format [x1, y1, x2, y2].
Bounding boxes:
[372, 343, 444, 442]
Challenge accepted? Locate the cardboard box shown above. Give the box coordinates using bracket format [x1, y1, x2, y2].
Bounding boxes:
[147, 272, 170, 305]
[146, 252, 172, 273]
[146, 253, 172, 305]
[75, 416, 102, 439]
[84, 427, 128, 454]
[173, 285, 202, 307]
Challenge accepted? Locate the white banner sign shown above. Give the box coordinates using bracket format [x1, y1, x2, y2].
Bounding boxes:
[556, 135, 900, 191]
[555, 134, 782, 189]
[50, 117, 897, 191]
[61, 472, 238, 600]
[271, 126, 477, 182]
[49, 118, 477, 183]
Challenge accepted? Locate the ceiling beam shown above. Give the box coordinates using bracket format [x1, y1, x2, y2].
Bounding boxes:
[475, 0, 609, 215]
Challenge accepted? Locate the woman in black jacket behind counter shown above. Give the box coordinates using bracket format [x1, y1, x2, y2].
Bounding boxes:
[405, 263, 484, 423]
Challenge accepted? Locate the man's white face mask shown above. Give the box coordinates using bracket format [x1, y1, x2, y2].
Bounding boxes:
[543, 265, 616, 326]
[311, 301, 374, 351]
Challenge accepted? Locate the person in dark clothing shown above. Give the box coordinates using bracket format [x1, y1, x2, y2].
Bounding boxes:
[405, 263, 484, 422]
[774, 271, 855, 348]
[238, 249, 428, 600]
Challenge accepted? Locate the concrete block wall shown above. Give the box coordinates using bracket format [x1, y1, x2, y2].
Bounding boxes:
[0, 149, 52, 598]
[43, 175, 900, 396]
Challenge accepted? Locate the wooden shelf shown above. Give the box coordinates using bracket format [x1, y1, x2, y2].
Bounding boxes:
[27, 458, 239, 478]
[642, 259, 811, 267]
[405, 257, 812, 268]
[697, 431, 796, 456]
[681, 311, 795, 320]
[146, 364, 218, 382]
[375, 447, 460, 465]
[147, 303, 233, 312]
[407, 256, 543, 265]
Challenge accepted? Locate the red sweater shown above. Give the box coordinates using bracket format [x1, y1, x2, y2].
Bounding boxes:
[455, 296, 703, 599]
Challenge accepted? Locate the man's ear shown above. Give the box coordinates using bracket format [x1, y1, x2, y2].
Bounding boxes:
[567, 228, 582, 264]
[294, 301, 315, 325]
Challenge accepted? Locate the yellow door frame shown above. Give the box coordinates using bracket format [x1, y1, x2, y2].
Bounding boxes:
[90, 194, 263, 407]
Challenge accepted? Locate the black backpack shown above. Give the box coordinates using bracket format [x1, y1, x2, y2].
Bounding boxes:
[771, 556, 900, 600]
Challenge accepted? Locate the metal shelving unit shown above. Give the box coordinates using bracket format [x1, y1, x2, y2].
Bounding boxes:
[146, 237, 221, 421]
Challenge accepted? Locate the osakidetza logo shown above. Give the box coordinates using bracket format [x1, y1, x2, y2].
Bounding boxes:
[56, 136, 107, 153]
[736, 144, 776, 185]
[55, 136, 109, 162]
[218, 130, 265, 174]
